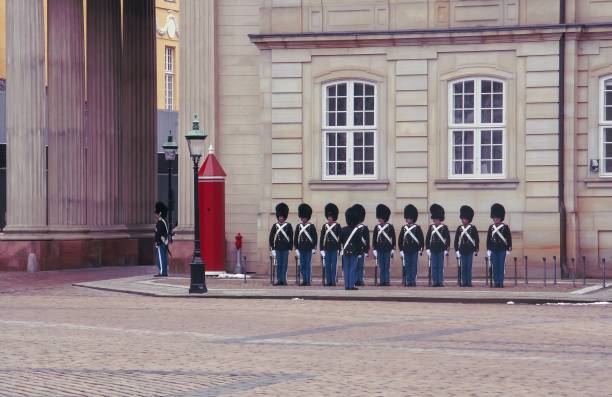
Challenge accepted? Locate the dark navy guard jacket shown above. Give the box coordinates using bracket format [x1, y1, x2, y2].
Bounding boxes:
[319, 222, 342, 251]
[454, 224, 480, 255]
[269, 222, 293, 251]
[372, 223, 396, 252]
[486, 223, 512, 252]
[294, 223, 317, 251]
[425, 224, 451, 253]
[340, 225, 365, 256]
[398, 224, 424, 254]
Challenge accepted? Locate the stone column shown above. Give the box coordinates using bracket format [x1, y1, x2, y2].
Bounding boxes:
[47, 0, 87, 229]
[86, 0, 122, 227]
[177, 0, 217, 232]
[121, 0, 157, 228]
[3, 0, 47, 232]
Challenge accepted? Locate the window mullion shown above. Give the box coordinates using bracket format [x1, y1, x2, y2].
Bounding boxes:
[475, 129, 481, 177]
[348, 131, 354, 177]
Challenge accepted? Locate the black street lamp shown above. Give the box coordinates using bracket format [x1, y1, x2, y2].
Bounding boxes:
[162, 131, 178, 231]
[185, 115, 208, 294]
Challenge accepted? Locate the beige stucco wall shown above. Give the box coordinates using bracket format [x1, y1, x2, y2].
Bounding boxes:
[181, 0, 612, 276]
[156, 0, 179, 111]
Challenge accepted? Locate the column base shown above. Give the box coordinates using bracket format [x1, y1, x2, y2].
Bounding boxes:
[0, 228, 155, 271]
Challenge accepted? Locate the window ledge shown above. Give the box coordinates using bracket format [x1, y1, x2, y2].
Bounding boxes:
[434, 178, 519, 190]
[582, 177, 612, 188]
[309, 179, 389, 191]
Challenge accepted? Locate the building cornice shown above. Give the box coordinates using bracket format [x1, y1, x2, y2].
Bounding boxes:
[249, 23, 612, 49]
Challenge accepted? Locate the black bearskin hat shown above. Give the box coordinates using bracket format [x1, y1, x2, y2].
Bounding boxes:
[460, 205, 474, 223]
[298, 203, 312, 220]
[324, 203, 339, 221]
[430, 203, 445, 222]
[376, 204, 391, 223]
[353, 204, 366, 223]
[490, 203, 505, 222]
[404, 204, 418, 222]
[275, 202, 289, 219]
[155, 201, 167, 217]
[345, 206, 359, 227]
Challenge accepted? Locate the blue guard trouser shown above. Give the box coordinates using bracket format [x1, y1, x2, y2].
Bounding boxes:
[342, 254, 359, 289]
[324, 250, 338, 285]
[356, 255, 365, 284]
[430, 251, 445, 286]
[156, 244, 169, 276]
[276, 250, 289, 284]
[403, 251, 419, 285]
[491, 250, 507, 286]
[377, 250, 392, 285]
[298, 250, 312, 284]
[460, 253, 474, 286]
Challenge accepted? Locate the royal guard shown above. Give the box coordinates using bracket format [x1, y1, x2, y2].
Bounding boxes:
[373, 204, 396, 286]
[454, 205, 479, 287]
[353, 204, 370, 286]
[294, 203, 317, 286]
[269, 203, 293, 286]
[154, 201, 170, 277]
[340, 206, 363, 290]
[399, 204, 424, 286]
[425, 204, 450, 287]
[319, 203, 341, 286]
[487, 203, 512, 288]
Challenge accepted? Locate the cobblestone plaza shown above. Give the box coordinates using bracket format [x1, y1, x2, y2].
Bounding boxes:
[0, 268, 610, 396]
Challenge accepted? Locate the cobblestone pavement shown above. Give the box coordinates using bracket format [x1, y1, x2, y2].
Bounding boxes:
[0, 268, 611, 396]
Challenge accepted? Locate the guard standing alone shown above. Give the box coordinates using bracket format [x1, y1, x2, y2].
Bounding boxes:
[154, 201, 170, 277]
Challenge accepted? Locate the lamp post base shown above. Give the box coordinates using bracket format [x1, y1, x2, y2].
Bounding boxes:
[189, 257, 207, 294]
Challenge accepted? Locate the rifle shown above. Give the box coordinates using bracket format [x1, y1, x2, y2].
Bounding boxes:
[295, 254, 300, 285]
[428, 254, 432, 287]
[401, 253, 406, 287]
[374, 254, 379, 286]
[321, 252, 326, 286]
[456, 254, 462, 287]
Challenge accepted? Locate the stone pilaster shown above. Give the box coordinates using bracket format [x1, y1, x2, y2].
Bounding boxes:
[47, 0, 87, 229]
[3, 0, 47, 232]
[121, 0, 157, 228]
[177, 0, 217, 232]
[86, 0, 122, 227]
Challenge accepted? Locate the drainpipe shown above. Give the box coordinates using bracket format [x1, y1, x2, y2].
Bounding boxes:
[558, 0, 567, 276]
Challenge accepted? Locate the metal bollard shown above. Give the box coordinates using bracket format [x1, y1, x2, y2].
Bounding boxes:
[603, 258, 607, 289]
[525, 256, 528, 284]
[572, 257, 576, 288]
[514, 257, 518, 287]
[553, 256, 557, 285]
[583, 256, 587, 285]
[242, 256, 247, 284]
[543, 257, 547, 287]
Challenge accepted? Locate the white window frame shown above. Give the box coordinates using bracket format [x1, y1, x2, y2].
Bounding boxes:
[322, 80, 378, 180]
[447, 77, 507, 179]
[164, 46, 174, 110]
[599, 76, 612, 177]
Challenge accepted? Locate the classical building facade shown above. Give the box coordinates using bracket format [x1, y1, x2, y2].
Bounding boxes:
[2, 0, 612, 278]
[175, 0, 612, 277]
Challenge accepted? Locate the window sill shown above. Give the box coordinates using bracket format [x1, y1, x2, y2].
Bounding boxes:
[582, 177, 612, 189]
[434, 178, 519, 190]
[309, 179, 390, 191]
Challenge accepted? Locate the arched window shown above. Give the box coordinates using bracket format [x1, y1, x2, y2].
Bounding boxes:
[448, 78, 506, 178]
[600, 76, 612, 176]
[322, 80, 377, 180]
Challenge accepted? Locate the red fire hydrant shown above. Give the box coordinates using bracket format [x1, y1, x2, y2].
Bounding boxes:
[235, 233, 243, 274]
